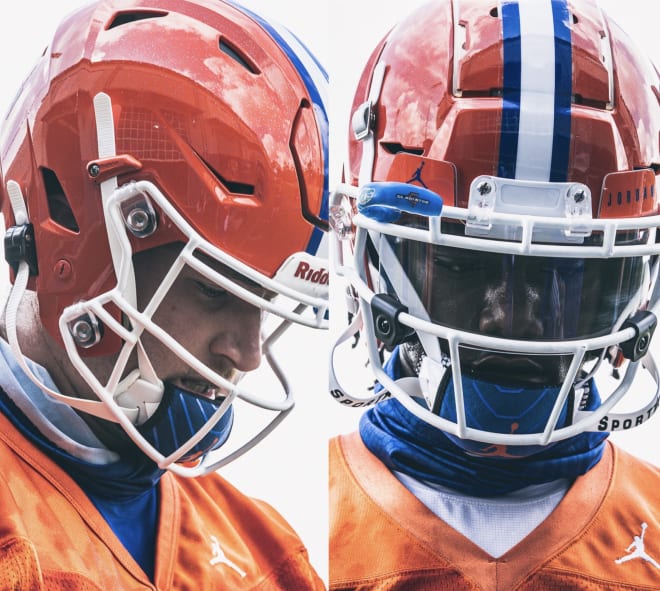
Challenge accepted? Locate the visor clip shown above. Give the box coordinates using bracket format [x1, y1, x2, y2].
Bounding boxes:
[371, 293, 415, 350]
[620, 310, 657, 361]
[352, 100, 376, 141]
[86, 154, 142, 184]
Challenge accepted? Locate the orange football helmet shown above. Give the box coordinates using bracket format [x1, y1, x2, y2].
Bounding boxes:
[1, 0, 329, 474]
[330, 0, 660, 449]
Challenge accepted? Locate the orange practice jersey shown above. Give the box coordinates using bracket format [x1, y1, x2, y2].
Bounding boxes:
[0, 412, 324, 590]
[330, 431, 660, 590]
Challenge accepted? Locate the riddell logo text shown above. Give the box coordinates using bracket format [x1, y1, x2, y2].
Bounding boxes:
[294, 261, 329, 285]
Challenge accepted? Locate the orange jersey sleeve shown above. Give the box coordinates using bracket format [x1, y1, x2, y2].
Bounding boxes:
[0, 412, 324, 590]
[330, 431, 660, 590]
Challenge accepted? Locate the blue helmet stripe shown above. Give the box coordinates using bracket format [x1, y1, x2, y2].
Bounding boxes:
[499, 0, 522, 179]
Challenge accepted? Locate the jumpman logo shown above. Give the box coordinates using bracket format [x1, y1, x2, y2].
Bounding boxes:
[406, 161, 428, 188]
[209, 535, 247, 578]
[615, 522, 660, 569]
[473, 423, 521, 458]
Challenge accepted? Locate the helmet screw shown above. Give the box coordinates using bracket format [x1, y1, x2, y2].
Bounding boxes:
[121, 196, 157, 238]
[637, 333, 650, 356]
[477, 181, 492, 195]
[54, 259, 72, 280]
[88, 163, 101, 177]
[71, 319, 94, 345]
[572, 190, 585, 203]
[126, 208, 151, 233]
[69, 313, 103, 348]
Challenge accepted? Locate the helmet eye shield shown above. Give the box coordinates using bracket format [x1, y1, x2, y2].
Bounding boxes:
[382, 237, 645, 343]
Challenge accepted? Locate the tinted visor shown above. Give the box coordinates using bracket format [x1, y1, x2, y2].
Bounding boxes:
[384, 237, 644, 341]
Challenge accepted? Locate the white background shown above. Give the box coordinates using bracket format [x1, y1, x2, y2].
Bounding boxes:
[0, 0, 658, 584]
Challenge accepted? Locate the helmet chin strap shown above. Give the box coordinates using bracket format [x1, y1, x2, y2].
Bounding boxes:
[90, 91, 167, 425]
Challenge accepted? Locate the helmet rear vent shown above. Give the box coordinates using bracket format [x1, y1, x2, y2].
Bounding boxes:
[107, 10, 168, 30]
[41, 167, 79, 233]
[219, 39, 260, 75]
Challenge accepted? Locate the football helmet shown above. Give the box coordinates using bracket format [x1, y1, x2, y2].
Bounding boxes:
[1, 0, 328, 475]
[330, 0, 660, 449]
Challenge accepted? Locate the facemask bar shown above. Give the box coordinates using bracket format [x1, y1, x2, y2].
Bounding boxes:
[60, 288, 297, 476]
[328, 182, 660, 445]
[92, 90, 328, 333]
[356, 235, 660, 445]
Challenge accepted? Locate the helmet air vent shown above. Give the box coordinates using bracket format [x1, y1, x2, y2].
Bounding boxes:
[198, 154, 255, 196]
[219, 39, 260, 75]
[381, 143, 424, 156]
[41, 167, 79, 233]
[107, 10, 168, 30]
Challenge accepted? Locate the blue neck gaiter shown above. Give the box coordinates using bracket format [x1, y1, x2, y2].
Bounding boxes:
[360, 349, 608, 497]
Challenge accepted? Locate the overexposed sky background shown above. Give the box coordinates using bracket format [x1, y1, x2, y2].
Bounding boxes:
[0, 0, 658, 584]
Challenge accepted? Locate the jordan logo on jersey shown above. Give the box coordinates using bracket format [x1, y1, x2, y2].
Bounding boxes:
[615, 522, 660, 570]
[209, 535, 247, 578]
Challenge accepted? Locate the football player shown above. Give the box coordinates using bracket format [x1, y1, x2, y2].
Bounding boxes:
[0, 0, 328, 588]
[329, 0, 660, 588]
